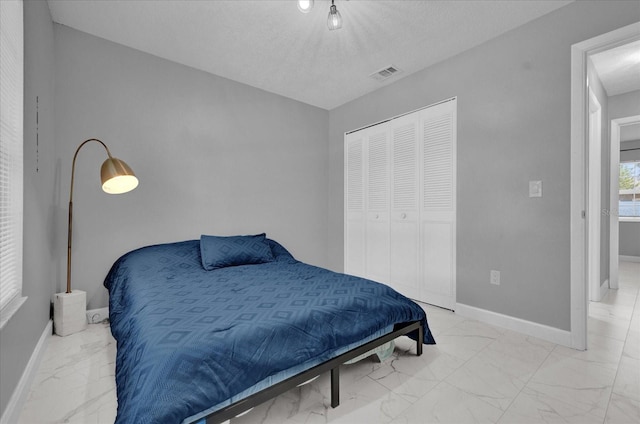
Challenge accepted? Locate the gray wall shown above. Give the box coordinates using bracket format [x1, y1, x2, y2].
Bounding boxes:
[53, 25, 329, 309]
[328, 1, 640, 331]
[587, 59, 610, 287]
[610, 91, 640, 259]
[0, 0, 56, 416]
[609, 90, 640, 119]
[619, 221, 640, 257]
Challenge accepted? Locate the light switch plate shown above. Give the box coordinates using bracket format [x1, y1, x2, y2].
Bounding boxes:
[529, 180, 542, 197]
[490, 270, 501, 285]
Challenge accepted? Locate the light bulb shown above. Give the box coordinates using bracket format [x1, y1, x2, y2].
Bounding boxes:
[297, 0, 314, 14]
[327, 3, 342, 30]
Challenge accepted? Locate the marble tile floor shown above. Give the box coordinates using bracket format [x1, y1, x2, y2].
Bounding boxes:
[18, 261, 640, 424]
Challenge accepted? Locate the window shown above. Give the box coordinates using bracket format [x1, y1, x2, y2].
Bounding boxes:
[0, 0, 25, 328]
[619, 160, 640, 218]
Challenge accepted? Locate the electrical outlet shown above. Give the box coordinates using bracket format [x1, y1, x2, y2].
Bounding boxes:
[86, 307, 109, 324]
[490, 270, 501, 285]
[529, 180, 542, 197]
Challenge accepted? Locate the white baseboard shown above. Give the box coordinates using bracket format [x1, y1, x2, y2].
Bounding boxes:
[619, 255, 640, 263]
[0, 320, 52, 424]
[455, 303, 572, 348]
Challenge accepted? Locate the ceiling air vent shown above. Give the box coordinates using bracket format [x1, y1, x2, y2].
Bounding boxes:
[369, 65, 402, 82]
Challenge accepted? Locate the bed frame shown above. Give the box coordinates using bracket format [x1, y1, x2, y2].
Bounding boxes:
[202, 320, 424, 424]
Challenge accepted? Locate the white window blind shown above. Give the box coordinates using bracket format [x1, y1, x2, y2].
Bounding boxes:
[0, 0, 24, 316]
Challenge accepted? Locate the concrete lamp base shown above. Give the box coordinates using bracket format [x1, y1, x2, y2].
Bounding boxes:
[54, 290, 87, 336]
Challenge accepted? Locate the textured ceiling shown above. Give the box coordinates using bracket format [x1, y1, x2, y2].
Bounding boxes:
[591, 39, 640, 97]
[47, 0, 574, 110]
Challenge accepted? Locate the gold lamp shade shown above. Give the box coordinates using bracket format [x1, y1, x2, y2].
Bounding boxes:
[101, 157, 139, 194]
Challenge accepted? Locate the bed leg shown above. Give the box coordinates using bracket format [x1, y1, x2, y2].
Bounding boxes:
[417, 325, 423, 356]
[331, 367, 340, 408]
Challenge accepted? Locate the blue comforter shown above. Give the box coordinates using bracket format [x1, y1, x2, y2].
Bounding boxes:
[105, 239, 435, 424]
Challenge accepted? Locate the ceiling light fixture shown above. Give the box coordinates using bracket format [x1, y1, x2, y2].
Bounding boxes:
[297, 0, 314, 14]
[327, 0, 342, 30]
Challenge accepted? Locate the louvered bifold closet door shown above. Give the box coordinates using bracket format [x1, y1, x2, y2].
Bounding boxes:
[389, 115, 420, 300]
[344, 133, 366, 278]
[420, 99, 457, 310]
[365, 126, 390, 284]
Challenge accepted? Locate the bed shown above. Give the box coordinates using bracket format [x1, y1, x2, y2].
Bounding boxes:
[104, 234, 435, 424]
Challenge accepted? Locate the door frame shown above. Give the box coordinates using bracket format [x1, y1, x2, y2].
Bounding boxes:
[570, 22, 640, 350]
[587, 87, 602, 302]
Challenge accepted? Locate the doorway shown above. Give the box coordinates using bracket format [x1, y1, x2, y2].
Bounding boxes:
[570, 22, 640, 350]
[611, 117, 640, 290]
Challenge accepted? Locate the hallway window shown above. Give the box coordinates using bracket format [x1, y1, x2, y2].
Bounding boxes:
[619, 160, 640, 217]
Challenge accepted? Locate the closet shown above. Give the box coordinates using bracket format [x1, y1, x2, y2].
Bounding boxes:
[344, 98, 456, 310]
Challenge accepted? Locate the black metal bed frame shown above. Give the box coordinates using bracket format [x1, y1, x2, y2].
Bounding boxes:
[202, 320, 424, 424]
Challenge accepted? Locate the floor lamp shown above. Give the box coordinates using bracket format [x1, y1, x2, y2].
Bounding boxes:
[54, 138, 139, 336]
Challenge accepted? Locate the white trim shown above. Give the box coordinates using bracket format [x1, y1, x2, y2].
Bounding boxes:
[619, 217, 640, 223]
[455, 303, 572, 348]
[0, 320, 52, 424]
[345, 97, 456, 135]
[570, 38, 588, 351]
[610, 120, 619, 290]
[588, 87, 602, 302]
[570, 22, 640, 351]
[620, 255, 640, 263]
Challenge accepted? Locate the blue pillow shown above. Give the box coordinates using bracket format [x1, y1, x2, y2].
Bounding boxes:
[200, 233, 275, 270]
[266, 238, 297, 263]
